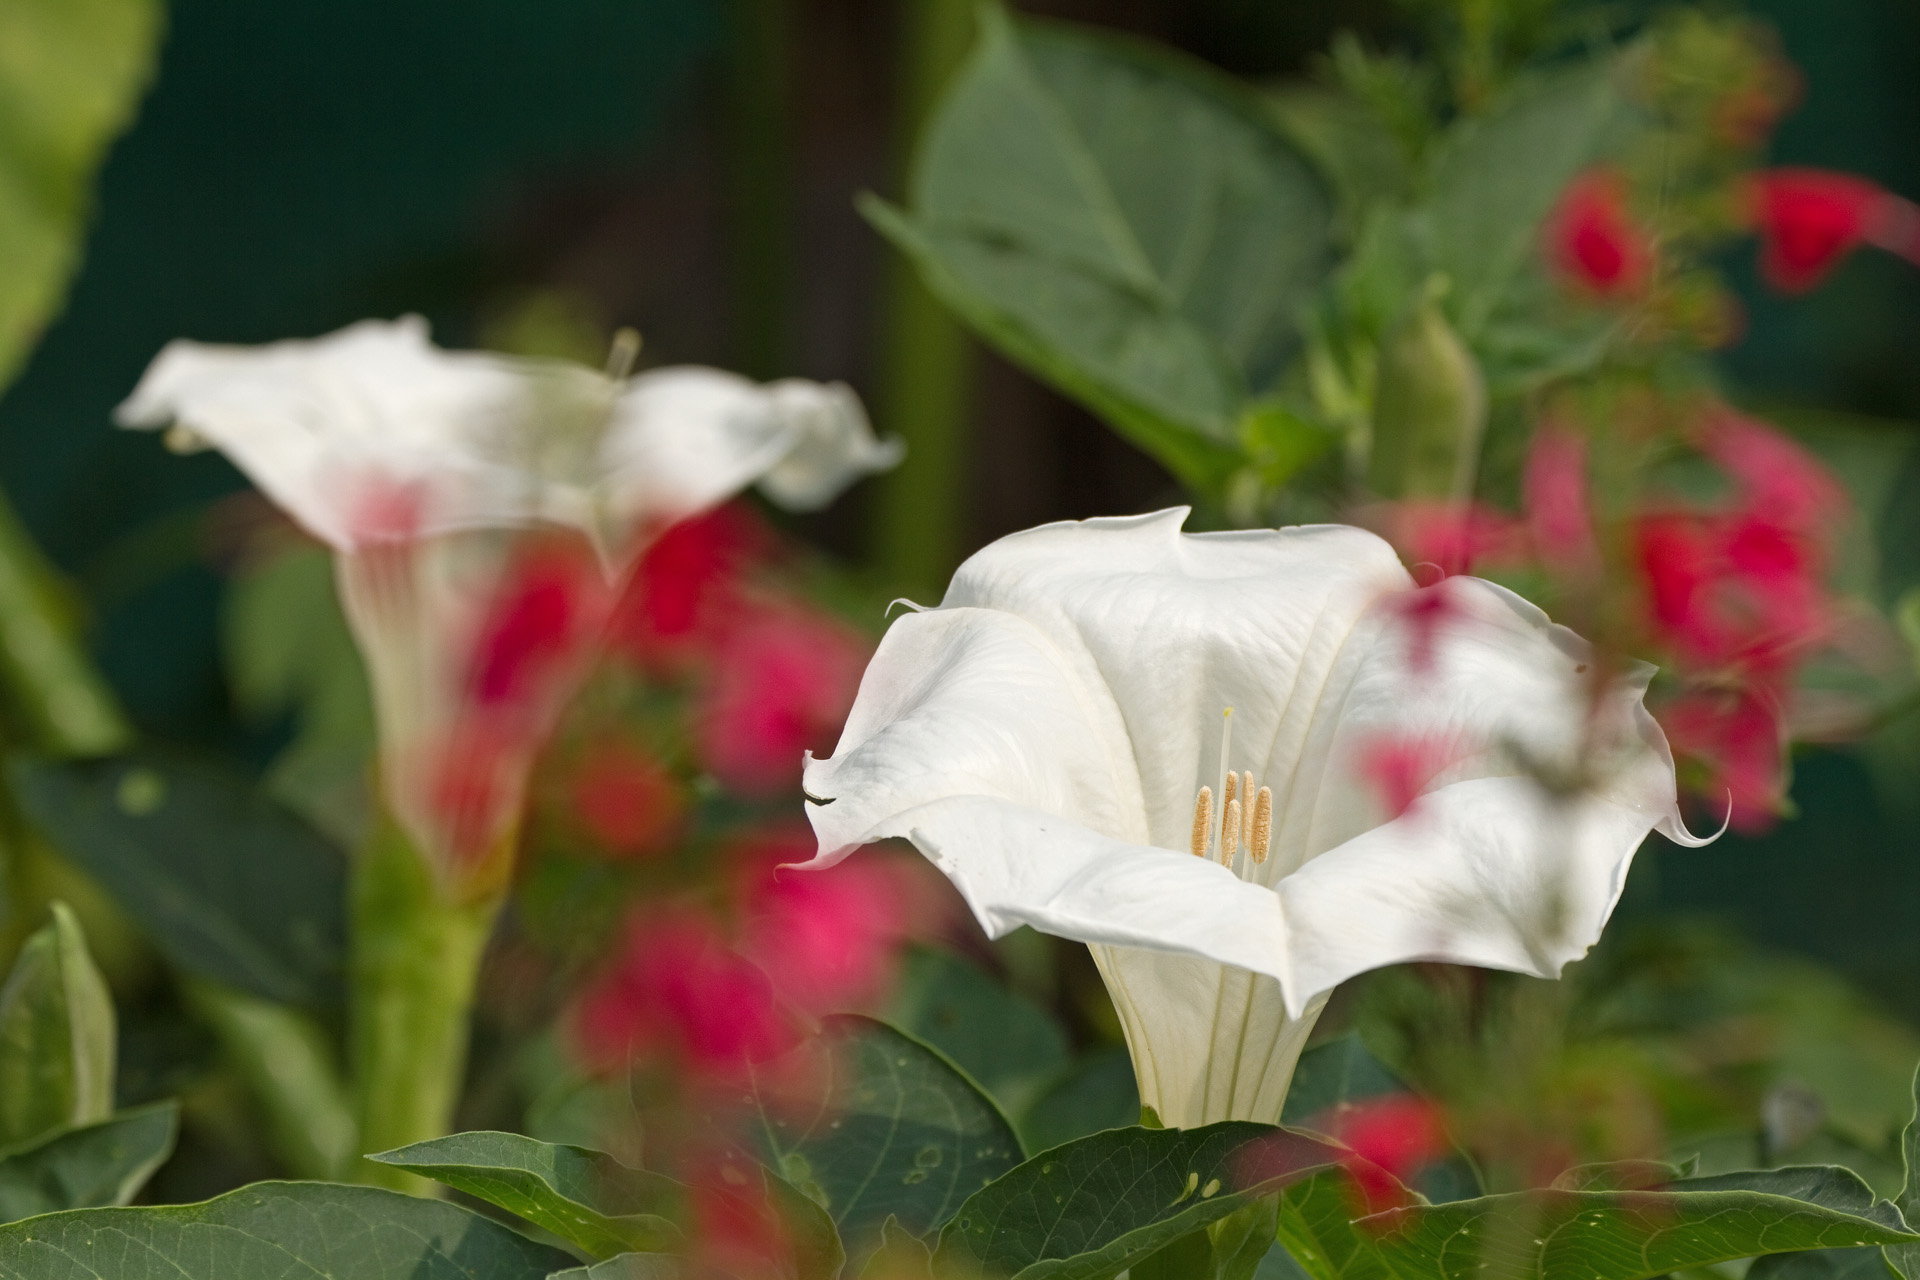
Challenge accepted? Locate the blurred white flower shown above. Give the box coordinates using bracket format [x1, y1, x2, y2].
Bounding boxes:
[118, 316, 899, 877]
[800, 509, 1706, 1128]
[116, 315, 900, 553]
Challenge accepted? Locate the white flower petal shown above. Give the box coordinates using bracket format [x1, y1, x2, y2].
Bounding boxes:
[803, 508, 1699, 1126]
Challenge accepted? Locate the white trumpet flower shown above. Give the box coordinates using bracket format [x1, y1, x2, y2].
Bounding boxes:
[117, 316, 900, 874]
[800, 509, 1706, 1129]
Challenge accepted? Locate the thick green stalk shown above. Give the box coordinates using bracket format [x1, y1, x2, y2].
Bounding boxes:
[349, 817, 501, 1192]
[870, 0, 978, 600]
[724, 0, 795, 380]
[184, 978, 357, 1180]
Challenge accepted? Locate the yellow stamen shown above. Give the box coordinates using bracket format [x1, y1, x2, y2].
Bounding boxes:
[1240, 771, 1254, 847]
[1221, 797, 1241, 866]
[1190, 786, 1212, 858]
[1252, 787, 1273, 864]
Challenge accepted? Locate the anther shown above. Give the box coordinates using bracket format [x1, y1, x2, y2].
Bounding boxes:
[1222, 771, 1238, 812]
[1251, 787, 1273, 865]
[1221, 797, 1241, 866]
[1190, 786, 1212, 858]
[1240, 772, 1254, 847]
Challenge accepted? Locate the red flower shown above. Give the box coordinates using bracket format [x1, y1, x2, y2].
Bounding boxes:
[1659, 686, 1784, 832]
[574, 910, 794, 1076]
[1546, 169, 1653, 297]
[608, 504, 769, 669]
[1750, 168, 1894, 293]
[696, 605, 870, 794]
[468, 544, 603, 709]
[569, 739, 687, 857]
[1324, 1096, 1449, 1215]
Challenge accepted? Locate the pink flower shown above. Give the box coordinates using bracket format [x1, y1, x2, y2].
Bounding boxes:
[568, 739, 687, 858]
[1374, 501, 1527, 579]
[1355, 732, 1470, 819]
[1659, 686, 1785, 833]
[1750, 168, 1898, 293]
[734, 826, 918, 1015]
[574, 910, 794, 1076]
[1524, 427, 1600, 574]
[1699, 411, 1843, 536]
[1546, 169, 1653, 297]
[1388, 579, 1464, 675]
[696, 605, 870, 795]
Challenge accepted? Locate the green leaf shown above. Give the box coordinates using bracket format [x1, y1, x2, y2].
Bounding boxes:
[1018, 1045, 1138, 1155]
[0, 0, 163, 395]
[0, 1101, 176, 1223]
[1881, 1060, 1920, 1278]
[0, 902, 113, 1147]
[223, 541, 376, 848]
[368, 1129, 685, 1259]
[545, 1256, 681, 1280]
[876, 7, 1335, 492]
[759, 1162, 848, 1280]
[10, 751, 347, 1008]
[860, 1217, 936, 1279]
[1363, 1165, 1915, 1280]
[931, 1122, 1344, 1280]
[0, 1180, 576, 1278]
[1274, 1168, 1396, 1280]
[747, 1016, 1022, 1267]
[1750, 1248, 1900, 1280]
[884, 948, 1069, 1121]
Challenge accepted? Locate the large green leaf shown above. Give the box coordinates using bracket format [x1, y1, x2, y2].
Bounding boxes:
[0, 902, 113, 1147]
[931, 1122, 1344, 1280]
[872, 7, 1336, 491]
[1363, 1165, 1914, 1280]
[747, 1016, 1022, 1267]
[0, 1180, 576, 1278]
[1280, 1036, 1405, 1128]
[10, 751, 347, 1007]
[0, 1101, 176, 1224]
[882, 948, 1068, 1122]
[0, 0, 162, 395]
[369, 1130, 685, 1260]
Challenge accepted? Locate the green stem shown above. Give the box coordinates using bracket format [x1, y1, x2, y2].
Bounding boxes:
[183, 978, 357, 1181]
[724, 0, 794, 380]
[870, 0, 978, 600]
[349, 817, 502, 1192]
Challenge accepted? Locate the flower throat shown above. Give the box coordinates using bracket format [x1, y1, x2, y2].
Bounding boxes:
[1189, 707, 1272, 867]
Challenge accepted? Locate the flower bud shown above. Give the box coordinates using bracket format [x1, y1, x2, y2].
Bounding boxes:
[1366, 280, 1489, 502]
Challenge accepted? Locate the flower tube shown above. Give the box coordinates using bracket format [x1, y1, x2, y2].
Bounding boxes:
[801, 509, 1704, 1129]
